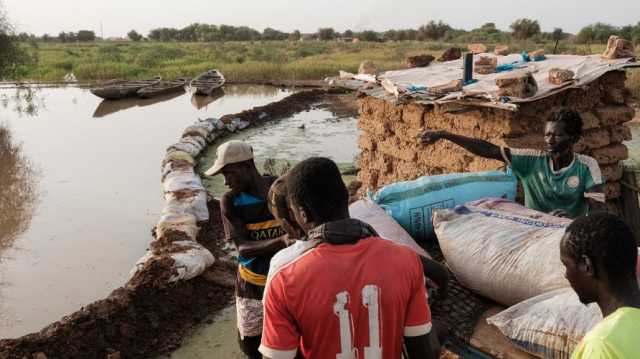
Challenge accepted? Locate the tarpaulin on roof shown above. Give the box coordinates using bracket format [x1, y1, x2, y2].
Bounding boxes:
[332, 54, 638, 109]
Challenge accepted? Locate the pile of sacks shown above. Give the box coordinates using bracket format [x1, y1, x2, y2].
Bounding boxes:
[129, 116, 250, 285]
[433, 198, 639, 358]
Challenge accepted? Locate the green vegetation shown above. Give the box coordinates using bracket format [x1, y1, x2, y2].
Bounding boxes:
[0, 4, 36, 79]
[13, 40, 637, 83]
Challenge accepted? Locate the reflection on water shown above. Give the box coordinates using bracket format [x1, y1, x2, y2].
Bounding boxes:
[0, 87, 46, 118]
[191, 89, 225, 110]
[0, 125, 39, 255]
[0, 84, 294, 339]
[93, 89, 186, 118]
[219, 84, 281, 97]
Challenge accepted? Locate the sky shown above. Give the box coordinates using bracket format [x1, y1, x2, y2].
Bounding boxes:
[3, 0, 639, 38]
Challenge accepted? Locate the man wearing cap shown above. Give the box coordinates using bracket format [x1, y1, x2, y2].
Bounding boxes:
[204, 140, 291, 359]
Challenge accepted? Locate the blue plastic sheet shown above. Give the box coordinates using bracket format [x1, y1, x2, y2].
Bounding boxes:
[370, 170, 517, 242]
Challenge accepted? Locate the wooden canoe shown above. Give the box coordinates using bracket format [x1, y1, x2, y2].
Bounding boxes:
[137, 78, 189, 99]
[90, 77, 161, 100]
[191, 70, 225, 96]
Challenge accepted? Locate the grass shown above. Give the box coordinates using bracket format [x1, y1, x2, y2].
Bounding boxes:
[7, 40, 640, 100]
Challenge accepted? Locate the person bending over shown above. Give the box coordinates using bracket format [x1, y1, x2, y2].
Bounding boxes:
[421, 109, 605, 218]
[259, 157, 439, 359]
[560, 213, 640, 358]
[204, 140, 292, 359]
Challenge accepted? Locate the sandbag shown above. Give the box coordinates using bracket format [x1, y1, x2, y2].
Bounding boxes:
[433, 198, 571, 306]
[164, 189, 209, 222]
[349, 198, 429, 258]
[130, 240, 215, 283]
[488, 288, 601, 359]
[371, 170, 517, 242]
[163, 170, 205, 192]
[489, 248, 640, 359]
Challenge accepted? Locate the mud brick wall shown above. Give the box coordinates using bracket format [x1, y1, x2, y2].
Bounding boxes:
[357, 71, 635, 211]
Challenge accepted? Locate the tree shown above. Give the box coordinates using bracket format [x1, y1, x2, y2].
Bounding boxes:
[76, 30, 95, 42]
[127, 30, 143, 42]
[288, 30, 301, 42]
[577, 23, 618, 43]
[343, 29, 354, 38]
[0, 4, 35, 78]
[510, 18, 541, 39]
[358, 30, 379, 42]
[262, 27, 287, 41]
[418, 20, 452, 40]
[551, 28, 564, 42]
[317, 27, 336, 41]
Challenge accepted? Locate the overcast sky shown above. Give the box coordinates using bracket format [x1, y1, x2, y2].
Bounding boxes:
[3, 0, 639, 38]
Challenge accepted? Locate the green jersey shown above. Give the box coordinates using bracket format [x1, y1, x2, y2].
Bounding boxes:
[572, 307, 640, 359]
[502, 148, 604, 217]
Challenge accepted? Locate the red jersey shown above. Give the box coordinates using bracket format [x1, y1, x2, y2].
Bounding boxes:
[259, 237, 432, 359]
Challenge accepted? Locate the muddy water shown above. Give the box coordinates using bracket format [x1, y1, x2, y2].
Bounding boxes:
[0, 85, 293, 339]
[624, 122, 640, 169]
[166, 102, 360, 359]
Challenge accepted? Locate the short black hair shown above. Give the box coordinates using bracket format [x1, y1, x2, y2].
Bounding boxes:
[286, 157, 348, 222]
[563, 213, 637, 280]
[548, 109, 583, 139]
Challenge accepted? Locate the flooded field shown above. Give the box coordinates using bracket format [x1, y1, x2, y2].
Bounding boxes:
[0, 84, 296, 338]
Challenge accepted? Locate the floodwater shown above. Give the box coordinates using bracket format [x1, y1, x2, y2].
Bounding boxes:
[624, 121, 640, 170]
[0, 84, 294, 339]
[166, 96, 360, 359]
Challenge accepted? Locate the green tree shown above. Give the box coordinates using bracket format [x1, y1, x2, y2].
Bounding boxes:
[288, 30, 301, 41]
[343, 29, 354, 38]
[0, 4, 35, 78]
[419, 20, 452, 40]
[577, 23, 618, 43]
[358, 30, 379, 42]
[262, 27, 287, 41]
[510, 18, 541, 39]
[127, 30, 143, 42]
[76, 30, 95, 42]
[317, 27, 336, 41]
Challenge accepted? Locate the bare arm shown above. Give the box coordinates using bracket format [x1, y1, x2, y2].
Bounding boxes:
[233, 236, 288, 258]
[586, 184, 607, 214]
[421, 130, 505, 162]
[405, 333, 440, 359]
[420, 256, 450, 297]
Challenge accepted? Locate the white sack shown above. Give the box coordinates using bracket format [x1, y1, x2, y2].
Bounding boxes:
[130, 240, 215, 283]
[349, 198, 429, 258]
[433, 198, 571, 306]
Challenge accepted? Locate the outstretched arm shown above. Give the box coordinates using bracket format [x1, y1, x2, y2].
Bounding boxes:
[421, 130, 506, 163]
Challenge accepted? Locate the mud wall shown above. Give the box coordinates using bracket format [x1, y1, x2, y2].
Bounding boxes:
[357, 71, 634, 210]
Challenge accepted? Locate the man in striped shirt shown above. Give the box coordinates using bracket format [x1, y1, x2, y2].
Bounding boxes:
[421, 109, 606, 218]
[205, 140, 291, 358]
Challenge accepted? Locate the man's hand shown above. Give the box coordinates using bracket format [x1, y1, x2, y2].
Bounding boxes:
[549, 209, 570, 218]
[420, 130, 447, 145]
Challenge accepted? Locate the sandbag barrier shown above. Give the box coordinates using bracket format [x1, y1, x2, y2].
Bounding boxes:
[0, 87, 349, 359]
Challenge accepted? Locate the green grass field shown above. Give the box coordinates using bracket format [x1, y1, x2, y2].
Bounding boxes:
[10, 40, 640, 98]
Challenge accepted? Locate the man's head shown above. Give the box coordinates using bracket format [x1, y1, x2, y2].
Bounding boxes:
[560, 213, 637, 304]
[285, 157, 349, 234]
[204, 140, 257, 193]
[544, 109, 583, 154]
[268, 175, 302, 239]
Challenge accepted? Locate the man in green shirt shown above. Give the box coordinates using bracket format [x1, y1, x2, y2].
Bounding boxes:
[421, 109, 605, 217]
[560, 213, 640, 358]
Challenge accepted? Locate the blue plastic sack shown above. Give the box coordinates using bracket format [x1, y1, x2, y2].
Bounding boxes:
[370, 170, 517, 242]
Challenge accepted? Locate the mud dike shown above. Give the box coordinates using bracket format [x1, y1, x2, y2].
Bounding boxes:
[0, 87, 350, 359]
[357, 71, 634, 213]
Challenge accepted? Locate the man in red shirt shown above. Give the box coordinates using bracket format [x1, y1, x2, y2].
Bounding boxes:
[259, 157, 439, 359]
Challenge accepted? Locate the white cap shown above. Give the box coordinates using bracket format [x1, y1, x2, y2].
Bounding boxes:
[204, 140, 254, 176]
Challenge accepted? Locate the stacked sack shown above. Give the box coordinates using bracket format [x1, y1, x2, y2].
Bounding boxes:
[130, 116, 250, 284]
[433, 198, 640, 358]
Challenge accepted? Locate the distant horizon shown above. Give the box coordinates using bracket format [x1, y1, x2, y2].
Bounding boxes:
[3, 0, 639, 38]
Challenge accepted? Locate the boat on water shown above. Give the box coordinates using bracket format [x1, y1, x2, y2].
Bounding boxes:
[137, 78, 189, 99]
[90, 77, 161, 100]
[190, 70, 225, 96]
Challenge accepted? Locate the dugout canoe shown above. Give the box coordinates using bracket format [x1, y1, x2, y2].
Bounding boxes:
[90, 77, 161, 100]
[137, 78, 189, 99]
[190, 70, 225, 96]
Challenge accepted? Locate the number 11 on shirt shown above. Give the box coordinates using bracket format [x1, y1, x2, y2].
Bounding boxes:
[333, 285, 383, 359]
